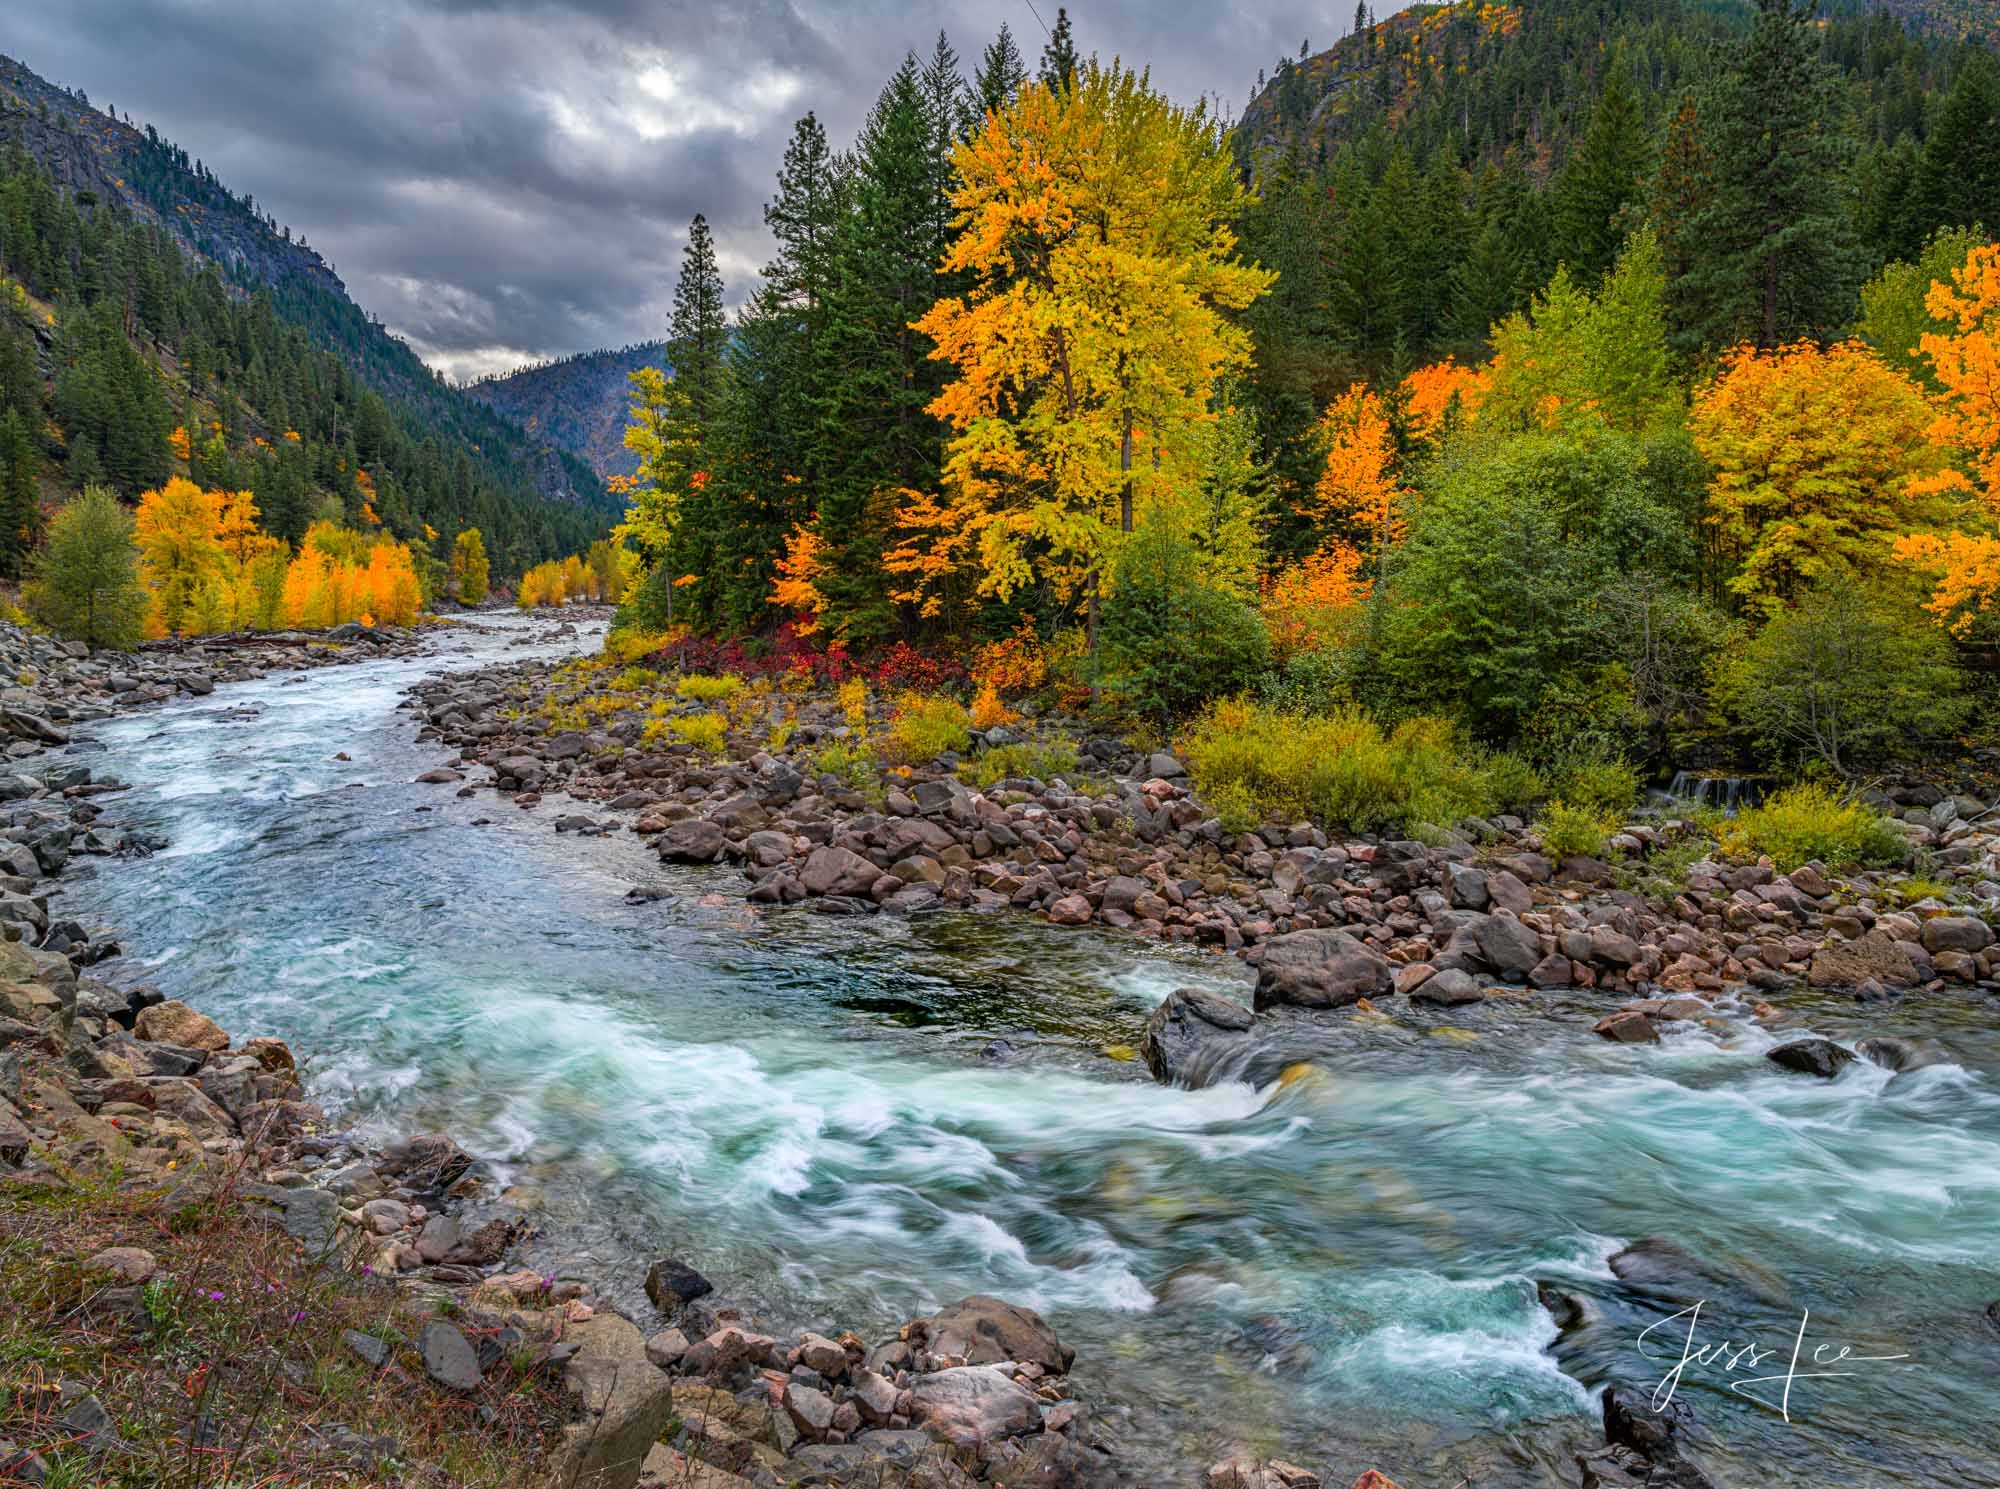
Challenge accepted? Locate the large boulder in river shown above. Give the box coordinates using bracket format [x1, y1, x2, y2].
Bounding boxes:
[1254, 930, 1390, 1011]
[658, 819, 727, 863]
[1920, 915, 1993, 954]
[925, 1295, 1075, 1373]
[133, 1000, 229, 1052]
[799, 845, 881, 897]
[1142, 988, 1254, 1086]
[1766, 1038, 1854, 1079]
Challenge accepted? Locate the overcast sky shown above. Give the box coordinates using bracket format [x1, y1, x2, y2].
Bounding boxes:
[10, 1, 1384, 381]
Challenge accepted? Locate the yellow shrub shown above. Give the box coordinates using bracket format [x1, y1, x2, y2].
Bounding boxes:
[881, 691, 971, 765]
[668, 713, 728, 754]
[969, 680, 1020, 729]
[677, 673, 743, 702]
[1719, 783, 1906, 871]
[837, 677, 869, 732]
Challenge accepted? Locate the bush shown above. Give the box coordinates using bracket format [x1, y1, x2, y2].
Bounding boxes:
[24, 485, 149, 649]
[604, 628, 675, 665]
[837, 677, 869, 732]
[1538, 799, 1611, 860]
[1101, 525, 1270, 718]
[1179, 699, 1502, 833]
[881, 691, 971, 765]
[969, 681, 1019, 729]
[1554, 757, 1642, 818]
[1477, 751, 1545, 814]
[676, 673, 744, 702]
[667, 713, 727, 754]
[812, 739, 878, 790]
[1718, 783, 1907, 871]
[1712, 580, 1970, 774]
[961, 738, 1081, 789]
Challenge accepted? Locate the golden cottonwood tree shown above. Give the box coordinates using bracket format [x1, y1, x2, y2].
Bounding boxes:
[887, 63, 1274, 629]
[1895, 243, 2000, 632]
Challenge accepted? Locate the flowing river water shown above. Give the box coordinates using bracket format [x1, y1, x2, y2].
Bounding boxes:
[47, 614, 2000, 1487]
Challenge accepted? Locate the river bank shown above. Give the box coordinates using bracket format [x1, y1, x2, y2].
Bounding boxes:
[20, 612, 2000, 1489]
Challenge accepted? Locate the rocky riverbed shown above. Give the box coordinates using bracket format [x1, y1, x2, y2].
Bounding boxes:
[15, 611, 1999, 1489]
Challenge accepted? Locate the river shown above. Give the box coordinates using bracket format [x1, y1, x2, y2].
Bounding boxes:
[49, 613, 2000, 1486]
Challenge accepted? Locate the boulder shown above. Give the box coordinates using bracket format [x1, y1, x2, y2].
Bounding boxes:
[1254, 929, 1391, 1011]
[799, 845, 881, 897]
[1141, 987, 1255, 1086]
[910, 1364, 1042, 1451]
[132, 1000, 229, 1052]
[1408, 968, 1483, 1006]
[556, 1313, 677, 1489]
[420, 1320, 483, 1392]
[1474, 914, 1543, 980]
[1766, 1039, 1855, 1079]
[1592, 1010, 1659, 1044]
[1920, 915, 1993, 954]
[658, 820, 727, 864]
[644, 1257, 714, 1313]
[925, 1295, 1074, 1373]
[1807, 934, 1922, 989]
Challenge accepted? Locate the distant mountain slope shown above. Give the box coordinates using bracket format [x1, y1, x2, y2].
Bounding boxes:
[0, 52, 619, 556]
[467, 343, 669, 482]
[1238, 0, 1992, 176]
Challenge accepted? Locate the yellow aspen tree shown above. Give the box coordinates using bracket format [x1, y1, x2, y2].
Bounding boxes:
[889, 62, 1274, 640]
[133, 476, 223, 637]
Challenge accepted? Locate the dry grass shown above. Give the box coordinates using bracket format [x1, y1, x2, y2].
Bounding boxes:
[0, 1149, 571, 1488]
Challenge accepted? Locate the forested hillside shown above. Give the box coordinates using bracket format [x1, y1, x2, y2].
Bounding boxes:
[0, 52, 619, 577]
[467, 342, 671, 481]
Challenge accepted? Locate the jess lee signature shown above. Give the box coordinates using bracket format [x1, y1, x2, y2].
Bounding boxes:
[1637, 1302, 1912, 1422]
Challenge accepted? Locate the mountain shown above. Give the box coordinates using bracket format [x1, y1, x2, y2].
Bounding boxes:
[467, 343, 670, 482]
[0, 51, 619, 569]
[1238, 0, 1992, 178]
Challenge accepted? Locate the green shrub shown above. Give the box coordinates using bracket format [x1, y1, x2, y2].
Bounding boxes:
[677, 673, 744, 702]
[881, 692, 971, 765]
[668, 713, 728, 754]
[1555, 757, 1642, 818]
[812, 739, 879, 790]
[961, 737, 1081, 789]
[1477, 751, 1546, 814]
[1718, 783, 1907, 871]
[1179, 698, 1498, 833]
[1102, 525, 1270, 718]
[1538, 800, 1611, 859]
[1208, 778, 1263, 834]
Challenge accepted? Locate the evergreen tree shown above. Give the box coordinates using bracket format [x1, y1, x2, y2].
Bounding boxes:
[0, 408, 41, 577]
[23, 484, 148, 648]
[1553, 62, 1653, 283]
[1040, 8, 1079, 96]
[0, 318, 38, 423]
[1675, 0, 1862, 350]
[973, 23, 1029, 122]
[1914, 51, 2000, 240]
[667, 214, 728, 432]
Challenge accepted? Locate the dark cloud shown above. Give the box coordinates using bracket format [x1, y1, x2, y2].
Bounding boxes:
[12, 0, 1384, 379]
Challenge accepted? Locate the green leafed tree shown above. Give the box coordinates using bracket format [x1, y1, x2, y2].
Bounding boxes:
[23, 484, 149, 648]
[449, 526, 489, 605]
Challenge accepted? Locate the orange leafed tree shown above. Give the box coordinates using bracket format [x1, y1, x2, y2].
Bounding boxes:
[769, 523, 833, 634]
[1401, 358, 1489, 445]
[1896, 242, 2000, 632]
[1261, 543, 1369, 661]
[1690, 340, 1948, 616]
[1312, 383, 1409, 571]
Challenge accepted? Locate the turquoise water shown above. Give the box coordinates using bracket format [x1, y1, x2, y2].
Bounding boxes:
[54, 616, 2000, 1485]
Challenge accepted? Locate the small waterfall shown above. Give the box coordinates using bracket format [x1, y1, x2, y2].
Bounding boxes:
[1660, 771, 1761, 814]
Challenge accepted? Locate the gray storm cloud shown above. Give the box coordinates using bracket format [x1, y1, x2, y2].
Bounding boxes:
[10, 0, 1372, 379]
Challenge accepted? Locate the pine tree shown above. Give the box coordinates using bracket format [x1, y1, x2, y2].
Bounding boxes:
[0, 409, 41, 577]
[667, 214, 728, 432]
[1553, 62, 1653, 283]
[973, 23, 1028, 122]
[1676, 0, 1862, 350]
[1039, 9, 1079, 96]
[1914, 51, 2000, 240]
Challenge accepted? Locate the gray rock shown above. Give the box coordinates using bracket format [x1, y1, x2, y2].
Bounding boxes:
[1141, 986, 1258, 1088]
[910, 1365, 1042, 1451]
[1475, 914, 1543, 979]
[1920, 915, 1993, 954]
[1254, 929, 1391, 1011]
[926, 1294, 1075, 1373]
[420, 1321, 483, 1392]
[799, 845, 880, 896]
[344, 1329, 394, 1369]
[657, 819, 727, 863]
[1409, 968, 1483, 1005]
[1767, 1039, 1855, 1079]
[644, 1257, 714, 1313]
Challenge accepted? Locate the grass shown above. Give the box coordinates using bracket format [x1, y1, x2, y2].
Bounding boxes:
[0, 1149, 569, 1487]
[958, 738, 1081, 789]
[675, 673, 743, 703]
[1717, 782, 1908, 872]
[1177, 699, 1513, 833]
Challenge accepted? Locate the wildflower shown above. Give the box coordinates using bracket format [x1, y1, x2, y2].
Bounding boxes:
[206, 1290, 225, 1301]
